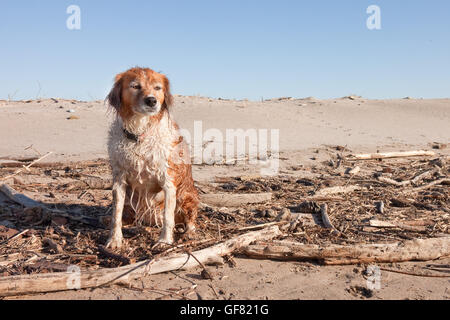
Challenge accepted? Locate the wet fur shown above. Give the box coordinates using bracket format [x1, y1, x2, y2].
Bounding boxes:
[105, 67, 199, 249]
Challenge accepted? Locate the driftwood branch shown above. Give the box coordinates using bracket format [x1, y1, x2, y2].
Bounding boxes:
[0, 184, 101, 228]
[377, 176, 411, 187]
[319, 204, 335, 230]
[347, 150, 435, 161]
[200, 192, 272, 207]
[0, 152, 53, 181]
[369, 219, 427, 232]
[242, 237, 450, 265]
[0, 226, 281, 297]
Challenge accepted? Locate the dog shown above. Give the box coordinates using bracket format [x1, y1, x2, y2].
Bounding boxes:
[105, 67, 199, 250]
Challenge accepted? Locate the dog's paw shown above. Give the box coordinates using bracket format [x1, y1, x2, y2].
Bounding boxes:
[105, 232, 123, 250]
[151, 233, 174, 252]
[151, 240, 172, 253]
[183, 223, 196, 240]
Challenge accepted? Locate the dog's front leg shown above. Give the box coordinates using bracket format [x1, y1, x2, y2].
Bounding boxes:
[154, 182, 176, 249]
[106, 181, 126, 249]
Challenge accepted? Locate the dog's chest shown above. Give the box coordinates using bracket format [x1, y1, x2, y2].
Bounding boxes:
[109, 120, 177, 185]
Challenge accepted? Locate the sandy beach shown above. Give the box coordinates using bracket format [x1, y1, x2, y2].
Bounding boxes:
[0, 96, 449, 300]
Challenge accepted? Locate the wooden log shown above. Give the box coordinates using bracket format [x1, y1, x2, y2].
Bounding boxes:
[0, 226, 281, 297]
[242, 237, 450, 265]
[0, 184, 43, 208]
[200, 192, 272, 207]
[347, 150, 435, 160]
[369, 219, 427, 232]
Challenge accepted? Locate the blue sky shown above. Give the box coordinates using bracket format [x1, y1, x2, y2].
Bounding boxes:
[0, 0, 449, 101]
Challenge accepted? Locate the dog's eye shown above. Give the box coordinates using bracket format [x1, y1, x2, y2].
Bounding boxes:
[131, 83, 141, 90]
[154, 86, 162, 91]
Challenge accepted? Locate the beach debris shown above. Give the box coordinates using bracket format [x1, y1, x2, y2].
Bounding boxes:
[432, 143, 447, 150]
[276, 208, 291, 222]
[241, 237, 450, 265]
[0, 226, 281, 297]
[347, 150, 435, 160]
[375, 201, 384, 214]
[345, 166, 360, 175]
[200, 192, 272, 207]
[315, 185, 360, 196]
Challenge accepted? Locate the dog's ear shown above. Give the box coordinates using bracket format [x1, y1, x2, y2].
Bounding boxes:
[162, 75, 173, 108]
[107, 74, 124, 111]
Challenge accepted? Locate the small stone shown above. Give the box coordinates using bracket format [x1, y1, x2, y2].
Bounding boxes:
[432, 143, 447, 150]
[375, 201, 384, 214]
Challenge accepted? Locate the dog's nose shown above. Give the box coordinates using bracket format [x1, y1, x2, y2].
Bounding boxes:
[144, 96, 157, 107]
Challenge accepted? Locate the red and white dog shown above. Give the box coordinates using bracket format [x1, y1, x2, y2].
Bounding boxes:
[105, 67, 199, 250]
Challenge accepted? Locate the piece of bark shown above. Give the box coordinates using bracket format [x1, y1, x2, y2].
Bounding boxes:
[0, 226, 281, 297]
[200, 192, 272, 207]
[315, 185, 360, 196]
[347, 150, 435, 160]
[242, 237, 450, 265]
[43, 238, 64, 254]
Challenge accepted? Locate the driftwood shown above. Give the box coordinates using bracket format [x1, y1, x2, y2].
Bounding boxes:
[200, 192, 272, 207]
[0, 152, 53, 181]
[0, 184, 43, 208]
[0, 184, 101, 228]
[377, 176, 411, 187]
[347, 150, 435, 160]
[242, 237, 450, 265]
[414, 178, 450, 191]
[369, 219, 427, 232]
[0, 226, 281, 297]
[315, 185, 360, 196]
[319, 204, 335, 230]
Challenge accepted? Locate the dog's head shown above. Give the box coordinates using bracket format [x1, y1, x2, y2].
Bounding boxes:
[107, 67, 173, 119]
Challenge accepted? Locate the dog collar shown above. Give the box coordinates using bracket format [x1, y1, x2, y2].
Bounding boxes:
[123, 128, 140, 143]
